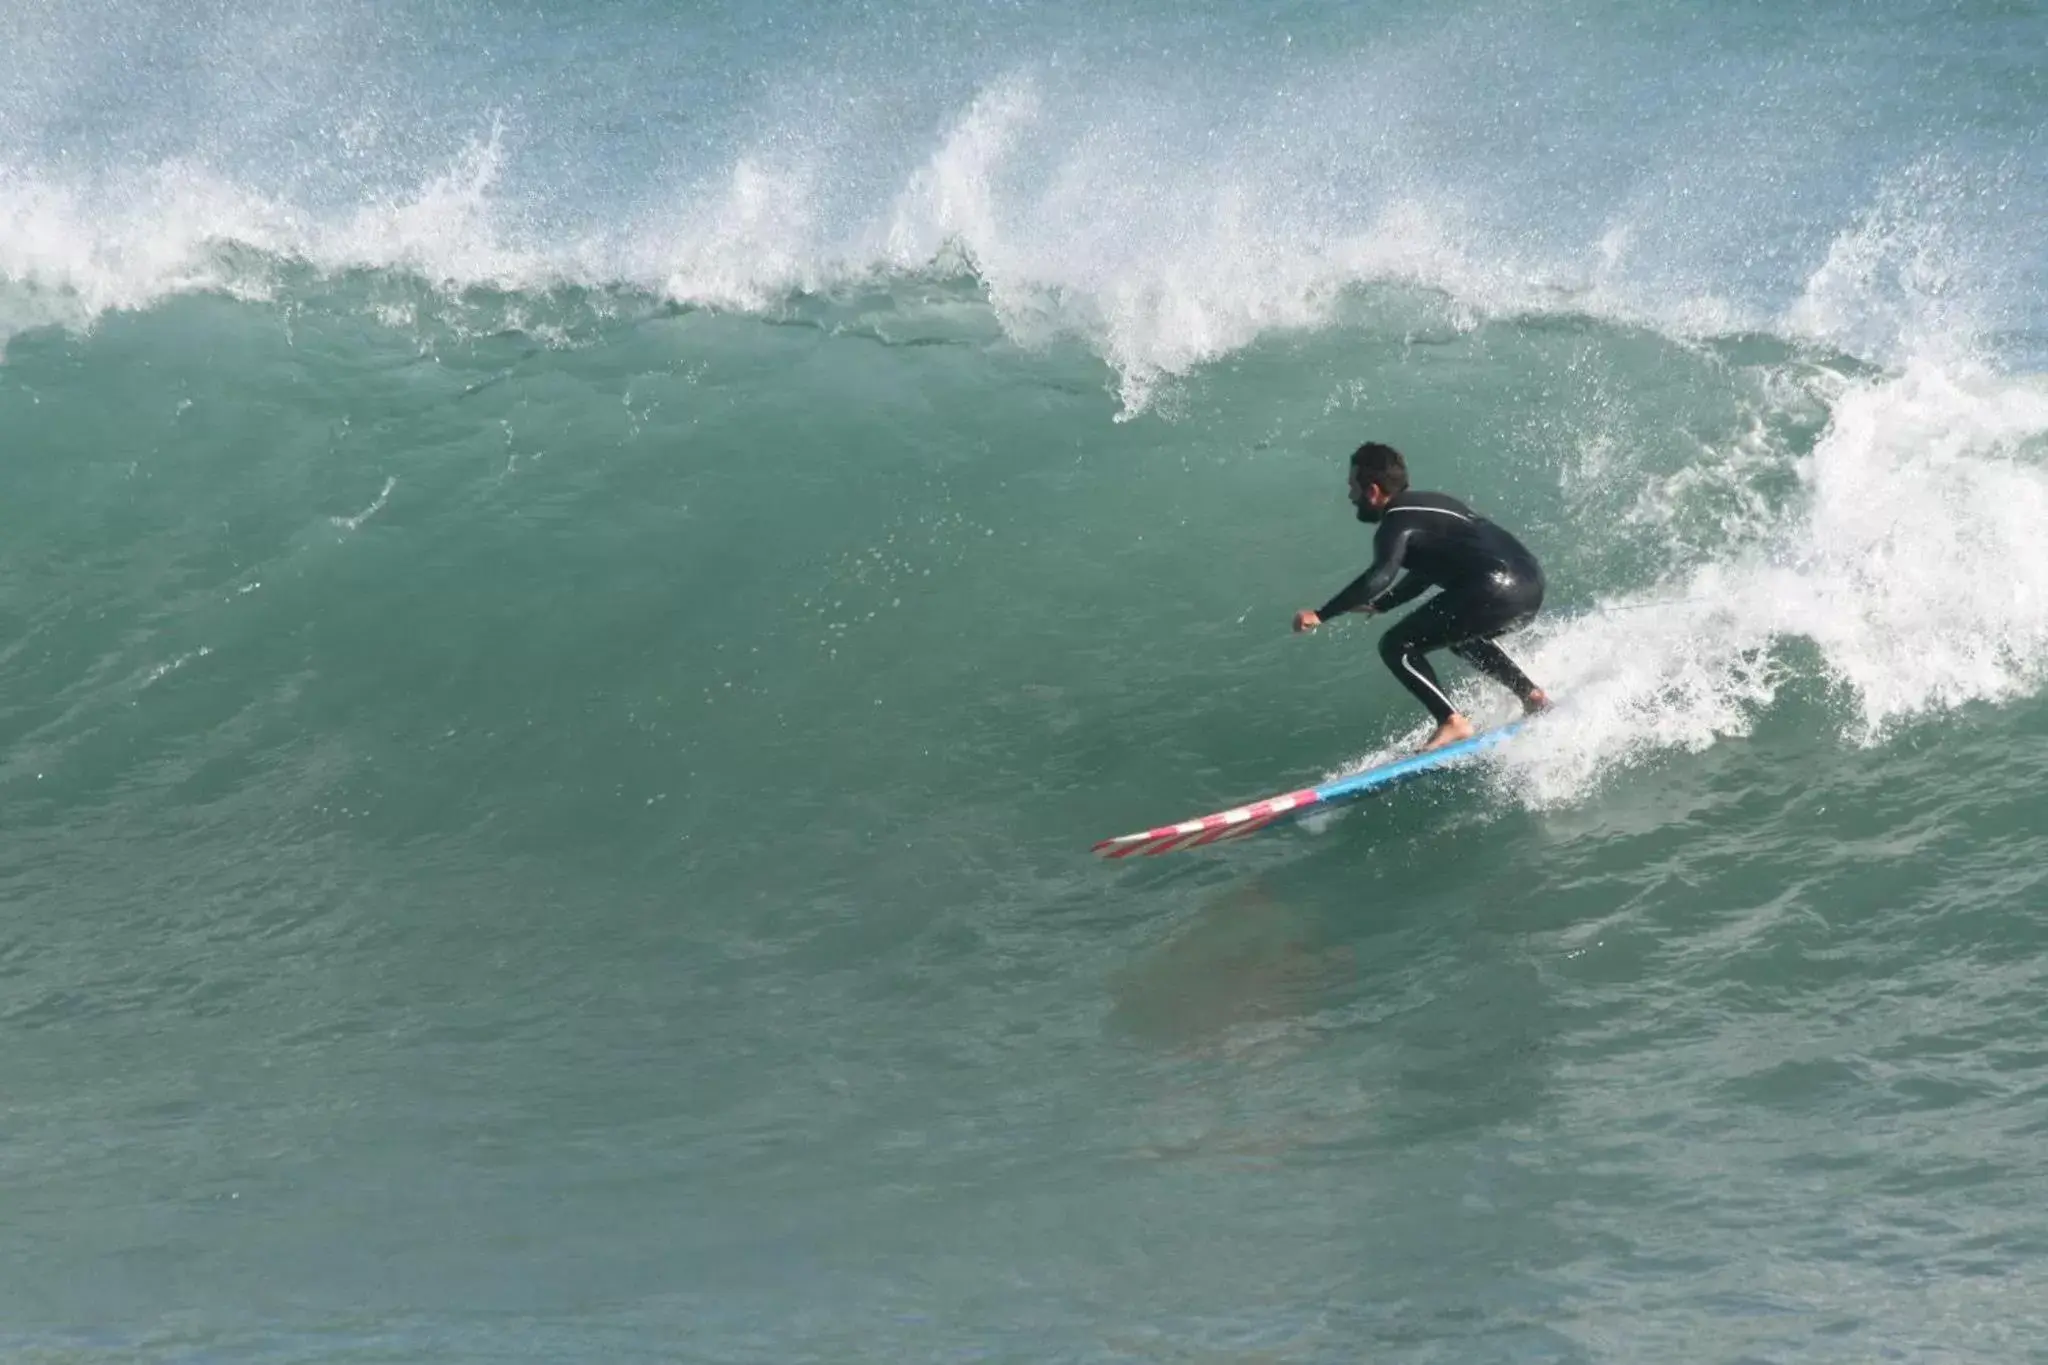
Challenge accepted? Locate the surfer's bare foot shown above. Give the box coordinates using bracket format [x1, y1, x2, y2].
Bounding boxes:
[1523, 688, 1551, 715]
[1421, 714, 1476, 751]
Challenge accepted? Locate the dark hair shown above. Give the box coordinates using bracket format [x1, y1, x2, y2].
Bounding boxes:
[1349, 442, 1409, 497]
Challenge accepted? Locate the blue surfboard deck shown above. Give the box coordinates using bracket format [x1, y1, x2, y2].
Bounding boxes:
[1093, 720, 1524, 858]
[1311, 719, 1524, 804]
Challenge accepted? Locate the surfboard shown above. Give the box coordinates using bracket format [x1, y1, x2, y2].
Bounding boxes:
[1091, 721, 1524, 859]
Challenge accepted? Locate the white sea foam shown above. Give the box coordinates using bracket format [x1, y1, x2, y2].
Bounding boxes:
[1485, 356, 2048, 807]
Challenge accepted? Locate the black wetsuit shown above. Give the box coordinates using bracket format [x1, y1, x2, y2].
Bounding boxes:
[1317, 491, 1545, 723]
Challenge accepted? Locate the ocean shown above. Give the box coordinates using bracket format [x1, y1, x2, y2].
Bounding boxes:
[5, 0, 2048, 1359]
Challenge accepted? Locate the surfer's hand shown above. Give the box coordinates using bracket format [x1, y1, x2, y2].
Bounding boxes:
[1293, 610, 1321, 633]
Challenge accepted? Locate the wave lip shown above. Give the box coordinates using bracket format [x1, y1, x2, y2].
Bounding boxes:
[10, 63, 2037, 405]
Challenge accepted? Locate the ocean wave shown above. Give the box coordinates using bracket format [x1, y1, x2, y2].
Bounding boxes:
[4, 68, 2032, 416]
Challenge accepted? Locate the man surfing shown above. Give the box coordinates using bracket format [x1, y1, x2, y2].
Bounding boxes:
[1293, 442, 1550, 751]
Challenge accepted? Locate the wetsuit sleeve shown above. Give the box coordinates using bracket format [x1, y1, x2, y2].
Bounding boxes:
[1372, 571, 1433, 612]
[1317, 517, 1416, 619]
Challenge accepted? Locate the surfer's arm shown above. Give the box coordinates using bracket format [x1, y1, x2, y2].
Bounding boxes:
[1316, 519, 1416, 618]
[1372, 572, 1431, 612]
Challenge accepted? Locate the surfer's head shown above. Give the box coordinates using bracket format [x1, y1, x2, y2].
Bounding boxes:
[1348, 442, 1408, 523]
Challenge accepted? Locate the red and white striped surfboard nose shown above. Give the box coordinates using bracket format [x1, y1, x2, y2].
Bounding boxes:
[1091, 786, 1323, 858]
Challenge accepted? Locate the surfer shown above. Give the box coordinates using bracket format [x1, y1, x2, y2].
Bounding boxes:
[1293, 442, 1550, 751]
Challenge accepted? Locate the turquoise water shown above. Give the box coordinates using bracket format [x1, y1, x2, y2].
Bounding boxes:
[6, 1, 2048, 1360]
